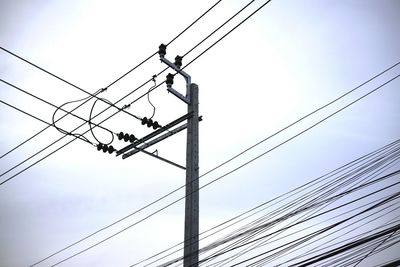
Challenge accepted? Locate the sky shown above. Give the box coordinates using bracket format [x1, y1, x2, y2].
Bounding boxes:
[0, 0, 400, 266]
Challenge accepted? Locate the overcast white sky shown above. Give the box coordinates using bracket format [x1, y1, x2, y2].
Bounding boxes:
[1, 0, 400, 266]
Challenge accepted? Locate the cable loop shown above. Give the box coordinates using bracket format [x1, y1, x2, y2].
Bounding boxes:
[89, 98, 115, 145]
[147, 75, 158, 119]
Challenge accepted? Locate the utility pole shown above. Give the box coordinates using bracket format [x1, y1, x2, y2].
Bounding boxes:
[184, 83, 199, 266]
[117, 44, 200, 266]
[159, 44, 200, 266]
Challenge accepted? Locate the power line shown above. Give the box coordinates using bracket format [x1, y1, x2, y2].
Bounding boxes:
[0, 86, 103, 159]
[0, 99, 93, 145]
[161, 168, 400, 267]
[200, 192, 400, 266]
[198, 157, 399, 266]
[0, 79, 117, 140]
[10, 0, 399, 188]
[0, 0, 224, 158]
[0, 46, 140, 121]
[44, 75, 399, 266]
[130, 141, 400, 267]
[1, 0, 274, 186]
[3, 2, 400, 264]
[290, 223, 400, 267]
[182, 0, 273, 70]
[25, 66, 400, 264]
[182, 0, 257, 57]
[107, 0, 224, 87]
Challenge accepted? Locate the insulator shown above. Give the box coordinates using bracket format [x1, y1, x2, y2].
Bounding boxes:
[166, 73, 174, 87]
[118, 132, 124, 140]
[97, 143, 103, 151]
[158, 43, 167, 57]
[129, 134, 135, 143]
[124, 133, 129, 142]
[174, 55, 183, 68]
[108, 145, 115, 154]
[142, 117, 148, 125]
[147, 118, 153, 128]
[102, 144, 108, 153]
[152, 121, 160, 129]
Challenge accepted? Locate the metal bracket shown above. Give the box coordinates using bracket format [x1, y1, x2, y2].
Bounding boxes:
[132, 146, 185, 170]
[116, 112, 193, 156]
[167, 87, 190, 104]
[160, 56, 191, 104]
[123, 116, 202, 159]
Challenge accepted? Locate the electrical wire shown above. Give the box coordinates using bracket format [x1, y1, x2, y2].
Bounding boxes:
[0, 99, 94, 145]
[167, 175, 400, 267]
[1, 0, 277, 186]
[147, 76, 157, 120]
[2, 1, 398, 263]
[88, 97, 116, 145]
[52, 89, 102, 137]
[182, 0, 257, 57]
[0, 79, 113, 142]
[289, 224, 400, 267]
[4, 0, 395, 187]
[0, 80, 120, 178]
[24, 69, 400, 264]
[0, 0, 224, 158]
[131, 140, 399, 267]
[137, 156, 398, 266]
[0, 80, 103, 158]
[218, 155, 400, 266]
[37, 140, 400, 267]
[0, 46, 140, 121]
[217, 194, 400, 267]
[44, 75, 399, 265]
[107, 0, 224, 87]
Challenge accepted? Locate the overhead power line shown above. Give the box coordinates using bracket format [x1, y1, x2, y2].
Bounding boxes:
[1, 0, 272, 186]
[191, 190, 400, 266]
[20, 64, 400, 265]
[129, 141, 400, 266]
[107, 0, 224, 87]
[0, 79, 117, 139]
[0, 99, 93, 145]
[0, 46, 140, 121]
[0, 0, 224, 159]
[40, 74, 399, 266]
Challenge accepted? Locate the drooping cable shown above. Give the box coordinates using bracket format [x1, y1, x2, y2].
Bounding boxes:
[0, 79, 113, 143]
[0, 99, 94, 146]
[0, 80, 119, 177]
[147, 76, 157, 120]
[0, 80, 103, 158]
[1, 0, 277, 185]
[0, 46, 140, 121]
[88, 97, 116, 145]
[0, 0, 224, 158]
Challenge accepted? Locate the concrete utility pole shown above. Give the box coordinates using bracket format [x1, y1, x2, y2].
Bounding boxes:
[159, 44, 200, 266]
[184, 83, 199, 266]
[118, 44, 200, 266]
